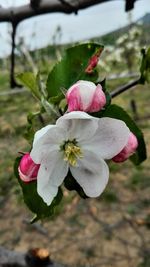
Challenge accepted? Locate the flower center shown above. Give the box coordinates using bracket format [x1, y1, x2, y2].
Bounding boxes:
[63, 141, 83, 166]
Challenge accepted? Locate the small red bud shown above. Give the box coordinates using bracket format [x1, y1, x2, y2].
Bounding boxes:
[112, 132, 138, 163]
[18, 153, 40, 183]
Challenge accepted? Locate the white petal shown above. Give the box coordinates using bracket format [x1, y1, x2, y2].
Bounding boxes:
[57, 111, 97, 121]
[77, 80, 96, 87]
[78, 81, 96, 110]
[81, 117, 130, 159]
[33, 125, 54, 146]
[31, 125, 66, 164]
[37, 151, 68, 205]
[70, 151, 109, 197]
[56, 111, 98, 142]
[33, 125, 66, 147]
[38, 178, 58, 206]
[41, 150, 69, 186]
[31, 144, 59, 164]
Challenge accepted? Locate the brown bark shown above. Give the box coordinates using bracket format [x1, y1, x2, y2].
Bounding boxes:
[0, 0, 112, 23]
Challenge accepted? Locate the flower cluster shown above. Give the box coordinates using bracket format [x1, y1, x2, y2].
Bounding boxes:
[18, 80, 138, 206]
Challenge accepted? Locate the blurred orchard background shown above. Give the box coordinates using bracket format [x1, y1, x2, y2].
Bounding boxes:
[0, 0, 150, 266]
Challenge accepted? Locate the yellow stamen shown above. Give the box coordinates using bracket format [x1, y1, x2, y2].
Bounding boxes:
[63, 142, 83, 166]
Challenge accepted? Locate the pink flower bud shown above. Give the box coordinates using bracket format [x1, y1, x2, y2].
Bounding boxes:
[66, 80, 106, 113]
[18, 153, 40, 183]
[112, 132, 138, 163]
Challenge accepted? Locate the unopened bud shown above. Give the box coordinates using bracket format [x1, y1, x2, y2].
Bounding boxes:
[66, 80, 106, 113]
[112, 132, 138, 163]
[18, 153, 40, 183]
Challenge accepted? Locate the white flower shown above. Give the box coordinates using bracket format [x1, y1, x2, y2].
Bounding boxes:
[30, 111, 130, 206]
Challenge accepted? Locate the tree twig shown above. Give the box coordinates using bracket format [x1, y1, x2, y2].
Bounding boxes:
[110, 78, 140, 98]
[0, 0, 111, 23]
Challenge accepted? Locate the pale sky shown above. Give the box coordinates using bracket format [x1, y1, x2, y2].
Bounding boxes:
[0, 0, 150, 58]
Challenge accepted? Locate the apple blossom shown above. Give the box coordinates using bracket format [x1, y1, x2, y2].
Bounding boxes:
[66, 80, 106, 113]
[18, 153, 40, 183]
[30, 111, 130, 206]
[112, 132, 138, 163]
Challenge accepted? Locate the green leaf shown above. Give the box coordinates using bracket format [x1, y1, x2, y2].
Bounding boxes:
[17, 72, 41, 100]
[24, 111, 41, 144]
[59, 98, 67, 113]
[48, 93, 64, 105]
[64, 172, 88, 199]
[46, 43, 104, 97]
[102, 104, 147, 165]
[14, 157, 63, 221]
[41, 97, 60, 118]
[140, 47, 150, 84]
[98, 78, 107, 92]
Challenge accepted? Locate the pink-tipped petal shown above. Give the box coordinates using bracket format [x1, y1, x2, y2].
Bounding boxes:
[112, 132, 138, 163]
[88, 84, 106, 112]
[66, 85, 82, 112]
[18, 153, 40, 183]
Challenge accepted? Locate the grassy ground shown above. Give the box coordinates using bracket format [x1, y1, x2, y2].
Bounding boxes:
[0, 70, 150, 267]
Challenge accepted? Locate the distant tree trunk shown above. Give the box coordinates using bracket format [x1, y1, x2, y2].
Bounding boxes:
[10, 22, 21, 88]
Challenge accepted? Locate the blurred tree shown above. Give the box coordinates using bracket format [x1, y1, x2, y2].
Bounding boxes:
[0, 0, 137, 88]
